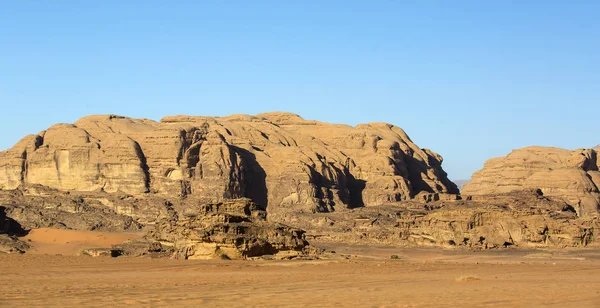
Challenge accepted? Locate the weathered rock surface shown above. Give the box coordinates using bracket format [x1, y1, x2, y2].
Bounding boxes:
[295, 190, 599, 249]
[1, 185, 599, 253]
[3, 114, 599, 254]
[0, 206, 29, 253]
[0, 185, 146, 232]
[463, 146, 600, 216]
[146, 198, 310, 260]
[0, 113, 457, 221]
[0, 185, 314, 259]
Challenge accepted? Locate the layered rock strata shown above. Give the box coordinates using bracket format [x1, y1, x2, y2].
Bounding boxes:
[294, 190, 599, 249]
[0, 185, 312, 259]
[463, 146, 600, 216]
[146, 198, 310, 260]
[0, 113, 458, 221]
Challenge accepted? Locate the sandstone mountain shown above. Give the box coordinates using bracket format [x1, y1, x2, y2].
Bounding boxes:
[2, 114, 599, 256]
[0, 113, 457, 221]
[462, 146, 600, 216]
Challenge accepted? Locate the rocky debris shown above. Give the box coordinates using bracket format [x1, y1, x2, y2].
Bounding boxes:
[111, 239, 169, 258]
[0, 235, 29, 254]
[0, 186, 313, 259]
[79, 247, 124, 258]
[146, 198, 311, 260]
[295, 190, 599, 249]
[463, 146, 600, 216]
[0, 206, 29, 253]
[1, 184, 599, 253]
[0, 185, 147, 232]
[0, 113, 457, 222]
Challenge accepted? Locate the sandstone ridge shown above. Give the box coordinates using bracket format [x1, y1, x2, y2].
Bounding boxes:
[463, 146, 600, 216]
[0, 113, 458, 220]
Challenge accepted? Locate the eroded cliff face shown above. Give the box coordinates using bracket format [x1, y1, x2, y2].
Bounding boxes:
[462, 146, 600, 216]
[2, 185, 597, 254]
[0, 113, 457, 220]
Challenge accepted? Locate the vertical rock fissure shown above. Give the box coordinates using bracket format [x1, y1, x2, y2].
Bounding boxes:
[131, 140, 151, 192]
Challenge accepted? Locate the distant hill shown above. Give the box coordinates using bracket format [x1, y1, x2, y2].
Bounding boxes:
[453, 179, 470, 191]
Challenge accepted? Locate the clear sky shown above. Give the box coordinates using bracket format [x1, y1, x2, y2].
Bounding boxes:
[1, 1, 598, 180]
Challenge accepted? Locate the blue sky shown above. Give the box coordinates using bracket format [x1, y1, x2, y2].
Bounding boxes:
[1, 1, 598, 179]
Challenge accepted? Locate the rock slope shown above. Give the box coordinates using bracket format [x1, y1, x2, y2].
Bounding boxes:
[462, 146, 600, 216]
[0, 113, 457, 221]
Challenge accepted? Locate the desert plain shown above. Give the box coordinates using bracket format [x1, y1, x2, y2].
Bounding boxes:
[1, 229, 599, 308]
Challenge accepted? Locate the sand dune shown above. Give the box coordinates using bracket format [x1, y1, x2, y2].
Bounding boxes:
[22, 228, 144, 255]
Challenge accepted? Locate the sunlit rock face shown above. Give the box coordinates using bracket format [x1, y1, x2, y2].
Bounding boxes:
[463, 146, 600, 216]
[0, 113, 457, 219]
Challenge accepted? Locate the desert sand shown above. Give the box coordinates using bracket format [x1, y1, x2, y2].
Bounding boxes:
[2, 229, 599, 307]
[21, 228, 144, 255]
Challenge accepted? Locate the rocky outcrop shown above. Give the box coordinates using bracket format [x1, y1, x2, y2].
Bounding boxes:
[146, 198, 310, 260]
[294, 190, 599, 249]
[7, 113, 597, 253]
[462, 146, 600, 216]
[0, 113, 457, 221]
[0, 185, 146, 232]
[1, 185, 599, 252]
[0, 206, 29, 253]
[0, 185, 313, 259]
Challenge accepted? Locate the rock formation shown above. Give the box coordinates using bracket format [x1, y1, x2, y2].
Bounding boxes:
[3, 183, 597, 253]
[0, 113, 458, 221]
[146, 198, 310, 260]
[3, 113, 598, 254]
[0, 185, 314, 259]
[293, 189, 599, 249]
[0, 206, 29, 253]
[462, 146, 600, 216]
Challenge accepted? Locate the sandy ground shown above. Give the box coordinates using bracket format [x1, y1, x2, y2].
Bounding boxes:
[2, 230, 600, 307]
[22, 228, 144, 255]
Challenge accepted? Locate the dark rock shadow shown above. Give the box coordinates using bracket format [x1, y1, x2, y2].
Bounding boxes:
[0, 206, 29, 236]
[132, 140, 151, 192]
[403, 155, 459, 195]
[347, 174, 366, 209]
[310, 165, 366, 211]
[231, 146, 269, 210]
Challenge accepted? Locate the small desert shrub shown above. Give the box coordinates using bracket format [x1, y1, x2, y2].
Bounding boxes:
[390, 254, 400, 260]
